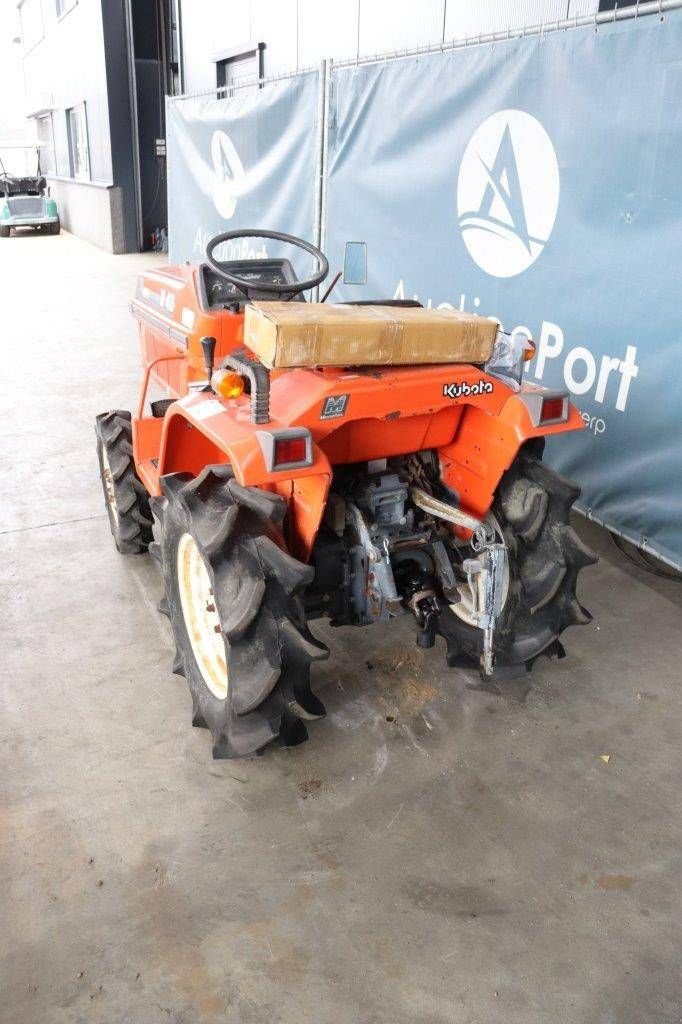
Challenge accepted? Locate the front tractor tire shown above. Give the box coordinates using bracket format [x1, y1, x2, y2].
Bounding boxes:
[438, 450, 598, 686]
[95, 410, 153, 554]
[0, 225, 10, 238]
[152, 466, 329, 759]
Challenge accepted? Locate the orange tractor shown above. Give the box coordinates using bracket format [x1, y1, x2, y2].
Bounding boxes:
[96, 230, 596, 759]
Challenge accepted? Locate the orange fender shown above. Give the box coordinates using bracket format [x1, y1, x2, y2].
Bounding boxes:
[438, 390, 585, 521]
[157, 395, 331, 561]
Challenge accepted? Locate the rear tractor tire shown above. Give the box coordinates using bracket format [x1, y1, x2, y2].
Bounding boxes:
[95, 410, 153, 554]
[152, 466, 329, 759]
[438, 449, 598, 687]
[0, 226, 10, 238]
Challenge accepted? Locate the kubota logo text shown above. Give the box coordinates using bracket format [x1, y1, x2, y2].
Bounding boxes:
[443, 380, 494, 399]
[211, 130, 245, 219]
[457, 110, 560, 278]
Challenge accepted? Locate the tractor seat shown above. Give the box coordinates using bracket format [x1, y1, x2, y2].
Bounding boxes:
[243, 301, 499, 370]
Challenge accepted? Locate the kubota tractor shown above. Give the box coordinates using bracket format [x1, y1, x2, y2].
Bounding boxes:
[96, 229, 596, 759]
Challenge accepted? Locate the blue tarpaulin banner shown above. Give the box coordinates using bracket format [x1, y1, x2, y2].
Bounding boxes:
[167, 14, 682, 567]
[166, 70, 320, 268]
[325, 14, 682, 568]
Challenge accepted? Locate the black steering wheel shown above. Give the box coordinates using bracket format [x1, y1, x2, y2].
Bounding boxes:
[205, 228, 329, 299]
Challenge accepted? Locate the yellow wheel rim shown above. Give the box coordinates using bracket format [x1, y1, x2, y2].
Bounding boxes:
[176, 532, 228, 699]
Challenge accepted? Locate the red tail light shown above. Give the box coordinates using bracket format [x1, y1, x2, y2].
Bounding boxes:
[274, 436, 308, 466]
[256, 429, 312, 471]
[540, 396, 566, 423]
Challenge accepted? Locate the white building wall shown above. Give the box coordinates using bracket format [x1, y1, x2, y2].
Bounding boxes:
[10, 0, 135, 251]
[20, 0, 112, 183]
[180, 0, 600, 94]
[0, 6, 31, 171]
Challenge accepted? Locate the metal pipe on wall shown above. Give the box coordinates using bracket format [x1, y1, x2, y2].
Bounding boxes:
[122, 0, 144, 250]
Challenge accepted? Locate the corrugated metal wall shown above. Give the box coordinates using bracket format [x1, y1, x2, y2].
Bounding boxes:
[180, 0, 601, 95]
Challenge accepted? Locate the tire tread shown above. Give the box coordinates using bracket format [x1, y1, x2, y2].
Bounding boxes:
[95, 410, 152, 554]
[157, 468, 328, 758]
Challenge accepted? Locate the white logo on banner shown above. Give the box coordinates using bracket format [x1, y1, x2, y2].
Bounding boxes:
[457, 110, 560, 278]
[210, 130, 245, 219]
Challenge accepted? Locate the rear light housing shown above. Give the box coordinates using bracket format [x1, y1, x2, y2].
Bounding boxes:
[274, 436, 307, 466]
[256, 428, 313, 471]
[540, 396, 567, 423]
[516, 389, 570, 427]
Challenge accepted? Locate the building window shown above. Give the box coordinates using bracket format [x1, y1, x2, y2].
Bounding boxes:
[56, 0, 78, 17]
[36, 114, 56, 176]
[216, 42, 265, 95]
[67, 103, 90, 180]
[19, 0, 44, 52]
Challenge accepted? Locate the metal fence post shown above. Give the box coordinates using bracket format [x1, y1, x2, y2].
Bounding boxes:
[313, 59, 327, 301]
[319, 58, 333, 266]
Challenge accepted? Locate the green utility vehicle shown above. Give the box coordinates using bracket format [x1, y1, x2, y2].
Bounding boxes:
[0, 145, 60, 237]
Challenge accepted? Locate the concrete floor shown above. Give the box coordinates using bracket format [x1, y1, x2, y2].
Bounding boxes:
[2, 231, 681, 1024]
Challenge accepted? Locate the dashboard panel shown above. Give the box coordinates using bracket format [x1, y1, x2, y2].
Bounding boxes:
[200, 258, 303, 308]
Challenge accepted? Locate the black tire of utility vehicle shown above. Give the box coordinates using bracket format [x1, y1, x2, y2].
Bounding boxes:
[0, 226, 10, 238]
[95, 410, 153, 554]
[151, 466, 329, 759]
[437, 447, 598, 679]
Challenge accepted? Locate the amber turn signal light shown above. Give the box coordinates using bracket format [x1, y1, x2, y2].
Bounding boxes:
[523, 339, 536, 362]
[211, 369, 245, 400]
